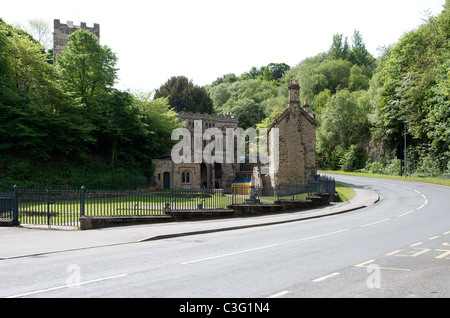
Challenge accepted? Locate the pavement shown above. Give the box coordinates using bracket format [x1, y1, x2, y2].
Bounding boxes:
[0, 187, 379, 260]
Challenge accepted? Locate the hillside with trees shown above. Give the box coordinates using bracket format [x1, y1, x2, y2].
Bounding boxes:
[208, 2, 449, 179]
[0, 1, 449, 190]
[0, 20, 180, 190]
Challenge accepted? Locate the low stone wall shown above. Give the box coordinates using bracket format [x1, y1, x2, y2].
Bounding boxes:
[77, 193, 333, 230]
[233, 193, 331, 214]
[80, 215, 173, 230]
[231, 204, 284, 216]
[0, 219, 16, 227]
[167, 210, 235, 220]
[275, 194, 331, 211]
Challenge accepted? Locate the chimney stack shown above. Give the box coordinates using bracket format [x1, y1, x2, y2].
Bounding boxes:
[289, 79, 300, 109]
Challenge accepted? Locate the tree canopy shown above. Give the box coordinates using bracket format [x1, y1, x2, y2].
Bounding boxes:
[1, 1, 449, 189]
[154, 76, 214, 114]
[0, 22, 179, 190]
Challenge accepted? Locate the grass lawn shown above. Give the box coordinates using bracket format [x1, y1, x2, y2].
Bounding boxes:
[335, 184, 356, 202]
[17, 192, 244, 226]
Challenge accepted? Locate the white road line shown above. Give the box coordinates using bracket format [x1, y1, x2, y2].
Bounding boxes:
[267, 291, 290, 298]
[361, 218, 391, 227]
[397, 210, 414, 217]
[182, 244, 278, 265]
[183, 229, 349, 265]
[313, 272, 340, 282]
[6, 274, 128, 298]
[355, 260, 375, 268]
[299, 229, 349, 241]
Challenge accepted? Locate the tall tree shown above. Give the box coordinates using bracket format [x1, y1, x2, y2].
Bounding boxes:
[371, 2, 450, 173]
[57, 29, 118, 107]
[0, 20, 93, 163]
[348, 30, 376, 75]
[16, 19, 52, 51]
[329, 33, 350, 60]
[154, 76, 214, 113]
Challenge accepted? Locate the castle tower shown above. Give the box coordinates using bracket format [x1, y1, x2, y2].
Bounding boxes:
[53, 19, 100, 65]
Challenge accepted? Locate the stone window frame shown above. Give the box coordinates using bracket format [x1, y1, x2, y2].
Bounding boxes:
[181, 170, 191, 184]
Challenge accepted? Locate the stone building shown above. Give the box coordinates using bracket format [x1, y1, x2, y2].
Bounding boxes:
[266, 79, 317, 186]
[53, 19, 100, 65]
[152, 112, 240, 190]
[153, 79, 316, 191]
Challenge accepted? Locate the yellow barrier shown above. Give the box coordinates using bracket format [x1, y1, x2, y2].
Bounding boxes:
[231, 183, 251, 195]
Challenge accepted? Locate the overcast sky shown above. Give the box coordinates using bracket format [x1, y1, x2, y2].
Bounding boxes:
[2, 0, 446, 92]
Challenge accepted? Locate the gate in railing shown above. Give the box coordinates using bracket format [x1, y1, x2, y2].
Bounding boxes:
[17, 188, 82, 227]
[0, 192, 14, 223]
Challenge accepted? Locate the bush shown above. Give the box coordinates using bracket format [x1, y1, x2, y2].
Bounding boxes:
[340, 145, 367, 172]
[414, 155, 443, 178]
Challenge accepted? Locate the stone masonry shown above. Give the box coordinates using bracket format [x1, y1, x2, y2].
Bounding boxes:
[153, 112, 240, 190]
[268, 79, 317, 186]
[154, 80, 317, 191]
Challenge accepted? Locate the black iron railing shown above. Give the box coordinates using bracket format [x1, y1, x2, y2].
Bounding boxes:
[1, 176, 335, 227]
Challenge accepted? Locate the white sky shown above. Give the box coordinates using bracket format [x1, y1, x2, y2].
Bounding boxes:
[2, 0, 446, 92]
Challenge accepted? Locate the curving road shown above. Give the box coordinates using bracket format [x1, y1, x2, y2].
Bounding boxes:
[1, 174, 449, 299]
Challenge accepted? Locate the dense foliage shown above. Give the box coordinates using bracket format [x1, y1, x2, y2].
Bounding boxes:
[0, 20, 179, 190]
[208, 3, 450, 178]
[207, 63, 290, 129]
[370, 2, 450, 176]
[1, 2, 449, 190]
[154, 76, 214, 114]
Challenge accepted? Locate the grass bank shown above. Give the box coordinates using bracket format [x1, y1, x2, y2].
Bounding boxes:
[335, 184, 356, 202]
[319, 170, 450, 187]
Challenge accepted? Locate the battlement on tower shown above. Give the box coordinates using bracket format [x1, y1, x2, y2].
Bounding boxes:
[176, 112, 239, 129]
[53, 19, 100, 65]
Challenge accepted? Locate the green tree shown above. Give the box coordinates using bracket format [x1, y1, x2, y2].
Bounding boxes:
[154, 76, 213, 113]
[208, 78, 278, 129]
[210, 73, 237, 86]
[371, 2, 450, 172]
[317, 89, 370, 169]
[57, 29, 118, 107]
[348, 30, 376, 75]
[348, 65, 370, 91]
[16, 19, 52, 51]
[237, 63, 290, 83]
[131, 90, 181, 157]
[315, 59, 353, 94]
[329, 33, 350, 60]
[0, 20, 93, 162]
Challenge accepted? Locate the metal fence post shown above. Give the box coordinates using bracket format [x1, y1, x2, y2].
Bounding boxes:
[331, 178, 336, 201]
[80, 186, 86, 217]
[46, 189, 50, 227]
[13, 185, 19, 226]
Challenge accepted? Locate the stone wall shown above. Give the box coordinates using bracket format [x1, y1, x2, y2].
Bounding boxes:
[153, 112, 240, 190]
[268, 79, 317, 186]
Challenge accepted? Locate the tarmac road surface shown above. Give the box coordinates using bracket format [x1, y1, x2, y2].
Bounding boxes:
[1, 174, 449, 298]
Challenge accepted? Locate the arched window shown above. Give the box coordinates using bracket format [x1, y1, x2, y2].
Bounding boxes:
[182, 171, 191, 184]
